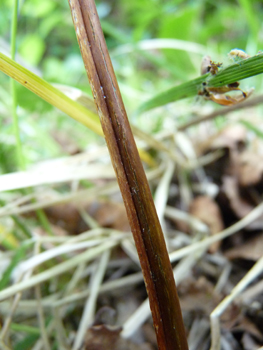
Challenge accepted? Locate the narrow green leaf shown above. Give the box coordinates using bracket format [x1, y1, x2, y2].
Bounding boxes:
[208, 53, 263, 87]
[11, 323, 41, 335]
[0, 52, 103, 136]
[14, 334, 39, 350]
[0, 243, 28, 290]
[0, 52, 156, 166]
[13, 316, 52, 350]
[135, 75, 206, 115]
[136, 53, 263, 114]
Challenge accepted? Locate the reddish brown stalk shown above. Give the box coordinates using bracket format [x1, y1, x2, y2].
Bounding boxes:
[68, 1, 188, 349]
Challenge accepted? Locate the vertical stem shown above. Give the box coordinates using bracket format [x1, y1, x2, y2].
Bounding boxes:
[68, 1, 189, 349]
[10, 0, 25, 170]
[10, 3, 54, 235]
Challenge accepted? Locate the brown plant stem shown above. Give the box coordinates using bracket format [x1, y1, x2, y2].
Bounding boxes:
[68, 0, 189, 349]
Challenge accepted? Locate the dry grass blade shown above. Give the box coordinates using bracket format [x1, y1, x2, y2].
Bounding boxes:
[67, 0, 188, 349]
[0, 239, 119, 301]
[169, 201, 263, 263]
[210, 255, 263, 350]
[73, 250, 110, 350]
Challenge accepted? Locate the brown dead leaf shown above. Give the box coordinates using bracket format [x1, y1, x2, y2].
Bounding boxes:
[238, 151, 263, 187]
[44, 203, 87, 235]
[44, 200, 130, 235]
[179, 277, 244, 331]
[198, 125, 247, 156]
[221, 176, 263, 229]
[221, 175, 253, 218]
[178, 277, 221, 315]
[198, 125, 247, 183]
[189, 196, 224, 253]
[84, 325, 154, 350]
[87, 201, 130, 232]
[225, 233, 263, 261]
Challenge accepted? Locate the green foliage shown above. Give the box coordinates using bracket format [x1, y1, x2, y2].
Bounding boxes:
[0, 0, 263, 171]
[135, 53, 263, 114]
[0, 243, 28, 290]
[14, 334, 40, 350]
[0, 2, 263, 348]
[19, 34, 45, 65]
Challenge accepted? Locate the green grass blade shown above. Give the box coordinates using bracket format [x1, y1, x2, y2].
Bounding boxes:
[13, 316, 52, 350]
[0, 53, 156, 166]
[10, 0, 25, 170]
[11, 324, 41, 335]
[135, 75, 206, 115]
[207, 53, 263, 87]
[0, 243, 28, 291]
[0, 52, 103, 136]
[14, 334, 39, 350]
[136, 53, 263, 114]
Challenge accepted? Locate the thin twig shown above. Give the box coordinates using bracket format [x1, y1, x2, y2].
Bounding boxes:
[178, 93, 263, 131]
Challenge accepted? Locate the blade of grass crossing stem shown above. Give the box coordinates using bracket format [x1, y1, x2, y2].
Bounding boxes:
[0, 52, 103, 136]
[136, 74, 206, 115]
[136, 53, 263, 114]
[0, 53, 155, 166]
[68, 1, 189, 349]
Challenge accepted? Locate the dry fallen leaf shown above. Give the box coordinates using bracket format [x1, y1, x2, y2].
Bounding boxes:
[221, 175, 254, 218]
[178, 277, 221, 315]
[45, 203, 87, 235]
[84, 325, 154, 350]
[87, 201, 130, 232]
[189, 195, 224, 253]
[198, 125, 247, 156]
[221, 176, 263, 229]
[44, 200, 130, 235]
[196, 125, 247, 187]
[225, 233, 263, 261]
[237, 151, 263, 187]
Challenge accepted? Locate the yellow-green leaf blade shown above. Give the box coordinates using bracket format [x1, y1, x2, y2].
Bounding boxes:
[0, 52, 103, 136]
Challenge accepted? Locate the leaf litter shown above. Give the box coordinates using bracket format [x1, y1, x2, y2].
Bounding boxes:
[1, 106, 263, 350]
